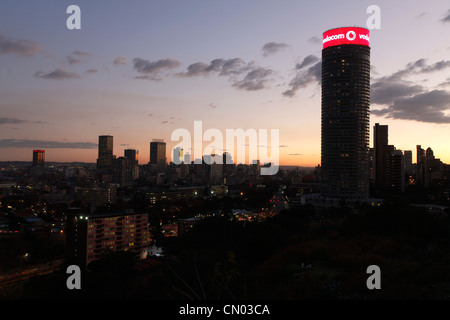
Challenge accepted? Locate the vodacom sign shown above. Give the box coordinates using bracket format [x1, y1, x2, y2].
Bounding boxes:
[323, 27, 370, 49]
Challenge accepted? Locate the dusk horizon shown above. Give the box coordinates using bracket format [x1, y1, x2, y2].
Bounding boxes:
[1, 1, 450, 167]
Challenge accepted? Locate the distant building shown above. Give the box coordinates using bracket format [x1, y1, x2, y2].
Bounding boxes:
[150, 139, 167, 172]
[66, 209, 151, 270]
[385, 149, 405, 193]
[373, 123, 388, 191]
[404, 150, 412, 175]
[97, 135, 116, 174]
[124, 149, 139, 181]
[32, 150, 45, 167]
[78, 187, 116, 213]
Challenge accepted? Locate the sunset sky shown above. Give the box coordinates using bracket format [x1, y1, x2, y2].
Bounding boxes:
[1, 0, 449, 167]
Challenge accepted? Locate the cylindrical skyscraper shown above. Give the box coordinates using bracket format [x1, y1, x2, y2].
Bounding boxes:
[321, 27, 370, 199]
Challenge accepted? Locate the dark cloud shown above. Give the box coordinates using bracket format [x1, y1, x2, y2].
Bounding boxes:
[441, 9, 450, 23]
[283, 60, 321, 97]
[177, 58, 274, 91]
[133, 57, 181, 80]
[296, 55, 320, 69]
[232, 67, 274, 91]
[0, 117, 27, 125]
[262, 42, 290, 57]
[0, 139, 96, 149]
[66, 50, 91, 65]
[372, 90, 450, 123]
[176, 58, 247, 78]
[34, 67, 81, 80]
[371, 58, 450, 123]
[113, 56, 127, 66]
[0, 32, 41, 57]
[0, 118, 47, 125]
[85, 69, 98, 74]
[371, 81, 423, 105]
[208, 103, 217, 108]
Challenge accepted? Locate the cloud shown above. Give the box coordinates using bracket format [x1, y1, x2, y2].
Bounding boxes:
[0, 139, 97, 149]
[67, 55, 80, 65]
[66, 50, 91, 65]
[441, 9, 450, 23]
[289, 153, 303, 156]
[208, 103, 217, 108]
[307, 36, 321, 44]
[372, 90, 450, 123]
[0, 32, 42, 57]
[283, 60, 321, 97]
[371, 58, 450, 123]
[0, 118, 46, 126]
[296, 54, 320, 69]
[415, 12, 428, 19]
[177, 58, 252, 78]
[133, 57, 181, 80]
[262, 42, 290, 57]
[232, 67, 274, 91]
[85, 69, 98, 74]
[0, 117, 27, 125]
[113, 56, 127, 66]
[34, 67, 81, 80]
[72, 50, 90, 56]
[177, 58, 274, 91]
[371, 81, 423, 105]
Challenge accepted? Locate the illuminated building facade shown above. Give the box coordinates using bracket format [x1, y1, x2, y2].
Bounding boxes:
[321, 27, 371, 199]
[66, 209, 151, 269]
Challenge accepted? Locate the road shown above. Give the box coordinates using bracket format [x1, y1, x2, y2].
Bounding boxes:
[0, 258, 64, 289]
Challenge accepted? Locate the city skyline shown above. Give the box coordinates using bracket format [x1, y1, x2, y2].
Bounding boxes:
[1, 1, 450, 166]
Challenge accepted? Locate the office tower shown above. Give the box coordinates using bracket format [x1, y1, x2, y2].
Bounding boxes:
[373, 123, 389, 191]
[32, 150, 45, 167]
[113, 157, 130, 187]
[424, 147, 443, 188]
[321, 27, 371, 199]
[124, 149, 139, 180]
[97, 135, 116, 173]
[403, 150, 412, 175]
[184, 152, 191, 164]
[150, 139, 167, 172]
[173, 147, 183, 164]
[416, 145, 426, 185]
[386, 149, 405, 193]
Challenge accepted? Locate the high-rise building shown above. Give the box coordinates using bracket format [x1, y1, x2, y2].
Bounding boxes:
[385, 149, 405, 193]
[32, 150, 45, 167]
[321, 27, 371, 199]
[150, 139, 167, 172]
[97, 135, 115, 173]
[403, 150, 412, 175]
[124, 149, 139, 181]
[416, 145, 426, 185]
[373, 123, 388, 191]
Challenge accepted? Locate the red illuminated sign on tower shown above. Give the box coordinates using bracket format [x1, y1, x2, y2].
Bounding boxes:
[323, 27, 370, 49]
